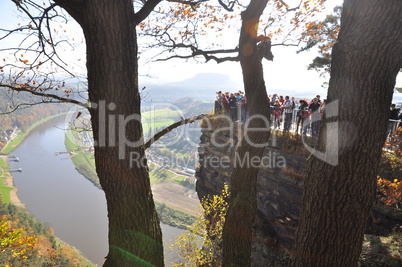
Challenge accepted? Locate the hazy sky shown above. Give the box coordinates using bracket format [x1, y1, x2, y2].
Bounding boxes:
[1, 0, 401, 101]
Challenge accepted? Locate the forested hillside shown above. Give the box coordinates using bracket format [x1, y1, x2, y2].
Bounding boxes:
[0, 203, 94, 266]
[0, 89, 71, 149]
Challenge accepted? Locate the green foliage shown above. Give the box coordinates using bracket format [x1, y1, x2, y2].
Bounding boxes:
[155, 202, 196, 229]
[172, 176, 196, 190]
[298, 6, 342, 75]
[170, 184, 229, 266]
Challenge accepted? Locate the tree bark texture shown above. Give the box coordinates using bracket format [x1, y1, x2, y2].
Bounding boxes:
[222, 0, 271, 266]
[55, 0, 163, 266]
[292, 0, 402, 266]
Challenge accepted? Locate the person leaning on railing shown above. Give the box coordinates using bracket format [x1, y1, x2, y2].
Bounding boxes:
[215, 91, 223, 114]
[296, 100, 309, 135]
[399, 112, 402, 128]
[388, 104, 400, 136]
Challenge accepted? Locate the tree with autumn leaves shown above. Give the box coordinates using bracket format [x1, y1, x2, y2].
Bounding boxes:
[0, 215, 37, 264]
[1, 0, 401, 266]
[140, 2, 328, 265]
[0, 0, 327, 265]
[144, 0, 402, 266]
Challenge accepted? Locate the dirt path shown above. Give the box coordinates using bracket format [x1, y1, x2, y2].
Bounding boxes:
[0, 155, 25, 208]
[151, 182, 201, 216]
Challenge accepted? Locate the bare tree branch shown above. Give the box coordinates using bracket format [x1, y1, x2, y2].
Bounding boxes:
[134, 0, 163, 25]
[167, 0, 208, 10]
[278, 0, 303, 12]
[7, 0, 77, 77]
[0, 100, 67, 115]
[144, 113, 207, 149]
[217, 0, 239, 12]
[0, 83, 88, 108]
[155, 44, 240, 63]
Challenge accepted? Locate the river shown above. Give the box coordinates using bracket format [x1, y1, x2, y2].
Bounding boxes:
[9, 116, 184, 266]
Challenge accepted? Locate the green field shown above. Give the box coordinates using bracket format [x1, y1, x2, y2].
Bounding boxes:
[149, 166, 176, 184]
[0, 157, 12, 203]
[142, 108, 182, 119]
[65, 129, 99, 188]
[142, 108, 178, 133]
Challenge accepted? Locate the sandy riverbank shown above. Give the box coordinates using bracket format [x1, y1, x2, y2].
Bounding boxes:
[0, 155, 25, 208]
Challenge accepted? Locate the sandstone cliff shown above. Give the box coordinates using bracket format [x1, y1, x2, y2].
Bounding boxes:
[195, 116, 402, 263]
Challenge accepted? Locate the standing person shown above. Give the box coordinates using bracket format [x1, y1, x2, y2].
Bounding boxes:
[271, 94, 278, 104]
[215, 91, 223, 114]
[221, 92, 229, 114]
[389, 104, 400, 135]
[291, 97, 299, 108]
[279, 95, 285, 105]
[216, 91, 222, 100]
[228, 93, 238, 121]
[316, 95, 322, 105]
[309, 97, 321, 137]
[240, 95, 248, 122]
[279, 95, 285, 122]
[236, 92, 242, 101]
[282, 96, 293, 132]
[296, 99, 309, 134]
[273, 99, 282, 129]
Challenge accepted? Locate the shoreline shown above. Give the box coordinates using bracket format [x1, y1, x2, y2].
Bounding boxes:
[1, 112, 68, 155]
[0, 113, 68, 208]
[0, 155, 25, 208]
[0, 113, 97, 266]
[3, 112, 200, 229]
[65, 128, 201, 227]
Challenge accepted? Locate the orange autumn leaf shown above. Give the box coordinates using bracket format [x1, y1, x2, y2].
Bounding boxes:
[19, 58, 29, 64]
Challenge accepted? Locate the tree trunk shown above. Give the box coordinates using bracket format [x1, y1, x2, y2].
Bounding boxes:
[55, 0, 163, 266]
[222, 0, 270, 266]
[292, 0, 402, 265]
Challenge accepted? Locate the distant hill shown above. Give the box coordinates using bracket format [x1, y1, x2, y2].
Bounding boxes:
[140, 72, 330, 103]
[141, 73, 242, 103]
[172, 97, 213, 116]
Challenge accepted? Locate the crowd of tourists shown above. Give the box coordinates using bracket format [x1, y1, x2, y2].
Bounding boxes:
[215, 90, 402, 137]
[270, 94, 327, 136]
[214, 91, 248, 122]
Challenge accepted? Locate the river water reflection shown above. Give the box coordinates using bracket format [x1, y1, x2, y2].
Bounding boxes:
[10, 116, 183, 266]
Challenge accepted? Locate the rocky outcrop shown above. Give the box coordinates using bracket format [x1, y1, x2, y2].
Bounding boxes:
[196, 117, 310, 256]
[195, 116, 402, 263]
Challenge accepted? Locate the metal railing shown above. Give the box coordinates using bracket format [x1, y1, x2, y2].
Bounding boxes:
[214, 100, 402, 140]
